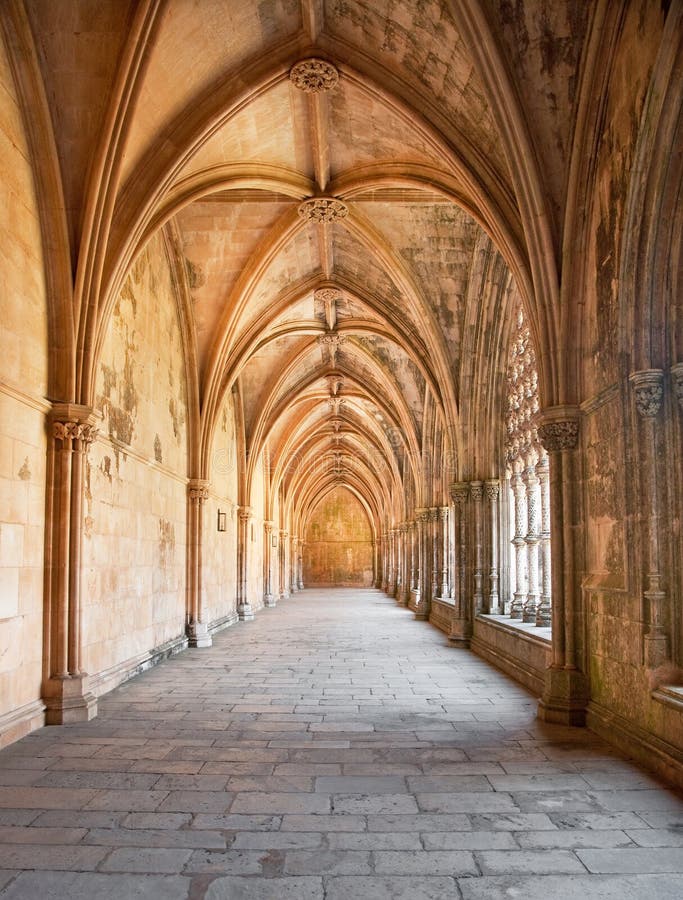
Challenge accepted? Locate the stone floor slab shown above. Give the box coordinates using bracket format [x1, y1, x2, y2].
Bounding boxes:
[0, 871, 191, 899]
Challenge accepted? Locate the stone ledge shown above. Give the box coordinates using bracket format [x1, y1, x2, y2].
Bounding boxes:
[479, 614, 552, 644]
[88, 633, 188, 699]
[652, 685, 683, 713]
[471, 615, 551, 697]
[209, 611, 239, 635]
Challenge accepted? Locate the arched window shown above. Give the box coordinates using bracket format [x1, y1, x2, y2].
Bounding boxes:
[503, 303, 551, 628]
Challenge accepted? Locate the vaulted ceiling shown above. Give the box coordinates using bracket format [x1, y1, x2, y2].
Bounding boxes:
[17, 0, 592, 530]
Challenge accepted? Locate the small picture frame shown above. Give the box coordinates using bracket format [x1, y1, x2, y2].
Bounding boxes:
[272, 535, 278, 548]
[217, 510, 227, 532]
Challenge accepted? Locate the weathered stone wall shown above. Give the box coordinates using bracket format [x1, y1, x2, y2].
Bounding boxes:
[303, 487, 373, 587]
[83, 233, 188, 690]
[0, 34, 49, 743]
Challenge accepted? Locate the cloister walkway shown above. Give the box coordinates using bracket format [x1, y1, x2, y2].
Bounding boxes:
[0, 588, 682, 899]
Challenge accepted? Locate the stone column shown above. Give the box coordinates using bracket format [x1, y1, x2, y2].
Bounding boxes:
[413, 508, 428, 618]
[522, 465, 540, 623]
[537, 406, 588, 726]
[297, 544, 304, 590]
[535, 457, 552, 626]
[440, 506, 449, 599]
[187, 479, 212, 646]
[470, 482, 483, 614]
[409, 521, 417, 592]
[510, 470, 527, 619]
[263, 521, 276, 607]
[485, 480, 502, 614]
[43, 404, 99, 724]
[430, 508, 439, 601]
[629, 370, 669, 668]
[399, 523, 410, 605]
[448, 483, 470, 645]
[387, 529, 396, 595]
[237, 507, 255, 620]
[279, 530, 290, 601]
[372, 539, 378, 587]
[290, 535, 298, 594]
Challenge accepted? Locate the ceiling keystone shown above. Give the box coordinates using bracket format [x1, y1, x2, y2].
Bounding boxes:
[289, 58, 339, 93]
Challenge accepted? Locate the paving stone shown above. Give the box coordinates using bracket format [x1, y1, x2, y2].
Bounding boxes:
[0, 825, 87, 844]
[281, 814, 366, 832]
[0, 787, 98, 809]
[515, 829, 634, 848]
[231, 831, 324, 849]
[458, 874, 683, 899]
[416, 793, 519, 813]
[121, 812, 192, 829]
[231, 792, 330, 814]
[324, 875, 459, 899]
[0, 871, 191, 899]
[315, 775, 407, 793]
[374, 849, 478, 875]
[0, 844, 108, 870]
[576, 847, 683, 873]
[83, 827, 226, 849]
[99, 847, 192, 873]
[625, 828, 683, 847]
[184, 849, 270, 874]
[589, 791, 683, 812]
[283, 849, 372, 874]
[549, 812, 648, 830]
[367, 813, 470, 832]
[191, 814, 281, 831]
[475, 848, 587, 874]
[0, 809, 40, 826]
[31, 810, 124, 828]
[331, 794, 419, 815]
[203, 875, 323, 899]
[422, 831, 518, 850]
[407, 775, 493, 792]
[157, 791, 233, 813]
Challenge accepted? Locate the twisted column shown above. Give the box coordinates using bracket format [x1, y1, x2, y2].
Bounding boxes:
[470, 483, 483, 614]
[510, 471, 527, 619]
[430, 508, 440, 601]
[440, 506, 450, 599]
[413, 508, 429, 618]
[522, 465, 540, 623]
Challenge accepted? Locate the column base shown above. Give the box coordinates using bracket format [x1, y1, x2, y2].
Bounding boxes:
[187, 621, 212, 648]
[280, 591, 290, 602]
[43, 675, 97, 725]
[448, 617, 471, 648]
[238, 603, 255, 622]
[537, 666, 589, 726]
[414, 599, 430, 621]
[643, 633, 669, 670]
[264, 593, 277, 608]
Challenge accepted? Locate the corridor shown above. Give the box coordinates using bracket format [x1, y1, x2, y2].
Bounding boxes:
[0, 589, 681, 899]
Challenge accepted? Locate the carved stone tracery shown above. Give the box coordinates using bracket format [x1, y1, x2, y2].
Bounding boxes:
[298, 197, 348, 223]
[289, 58, 339, 93]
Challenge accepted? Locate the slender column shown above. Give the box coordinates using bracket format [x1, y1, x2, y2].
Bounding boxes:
[187, 479, 212, 646]
[371, 539, 378, 587]
[630, 370, 669, 668]
[43, 405, 99, 724]
[537, 406, 588, 726]
[522, 465, 540, 623]
[237, 507, 255, 620]
[449, 483, 470, 645]
[290, 535, 298, 594]
[413, 508, 428, 618]
[263, 521, 276, 607]
[510, 471, 527, 619]
[410, 521, 417, 592]
[535, 457, 552, 626]
[297, 544, 304, 590]
[485, 480, 502, 614]
[387, 529, 396, 595]
[430, 508, 439, 600]
[440, 506, 449, 599]
[470, 482, 483, 614]
[279, 530, 290, 601]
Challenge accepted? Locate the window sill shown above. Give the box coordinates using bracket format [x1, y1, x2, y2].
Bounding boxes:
[478, 614, 552, 644]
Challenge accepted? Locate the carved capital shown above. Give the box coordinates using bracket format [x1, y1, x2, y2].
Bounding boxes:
[536, 405, 580, 452]
[188, 479, 210, 502]
[51, 404, 99, 449]
[671, 363, 683, 411]
[264, 520, 275, 536]
[439, 505, 449, 520]
[238, 506, 253, 522]
[450, 482, 469, 505]
[485, 479, 500, 501]
[469, 480, 483, 502]
[289, 58, 339, 93]
[414, 507, 430, 523]
[629, 369, 664, 418]
[298, 197, 348, 223]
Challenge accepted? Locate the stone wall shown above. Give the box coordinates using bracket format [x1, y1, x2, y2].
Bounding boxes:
[83, 234, 189, 693]
[0, 34, 49, 744]
[303, 487, 373, 587]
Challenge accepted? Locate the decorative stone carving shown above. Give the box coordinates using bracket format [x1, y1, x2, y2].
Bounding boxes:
[53, 420, 98, 445]
[289, 58, 339, 93]
[671, 363, 683, 411]
[629, 369, 664, 418]
[298, 197, 348, 223]
[238, 506, 253, 522]
[315, 287, 343, 304]
[537, 419, 579, 453]
[188, 480, 210, 502]
[328, 397, 345, 414]
[450, 483, 469, 505]
[318, 332, 346, 348]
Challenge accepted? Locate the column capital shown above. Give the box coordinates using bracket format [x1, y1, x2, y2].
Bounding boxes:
[188, 478, 210, 502]
[536, 405, 580, 452]
[414, 507, 430, 522]
[469, 480, 483, 502]
[429, 507, 439, 521]
[264, 520, 275, 535]
[450, 482, 469, 505]
[629, 368, 664, 417]
[280, 529, 289, 539]
[50, 403, 99, 446]
[485, 479, 500, 500]
[238, 505, 253, 522]
[439, 505, 449, 520]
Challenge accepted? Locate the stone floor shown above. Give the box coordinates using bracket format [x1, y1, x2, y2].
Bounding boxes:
[0, 589, 682, 899]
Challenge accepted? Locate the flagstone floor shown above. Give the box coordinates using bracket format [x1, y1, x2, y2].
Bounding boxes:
[0, 588, 681, 899]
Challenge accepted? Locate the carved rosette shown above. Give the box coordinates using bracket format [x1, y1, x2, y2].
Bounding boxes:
[671, 363, 683, 411]
[629, 369, 664, 418]
[318, 332, 347, 349]
[289, 58, 339, 93]
[298, 197, 348, 223]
